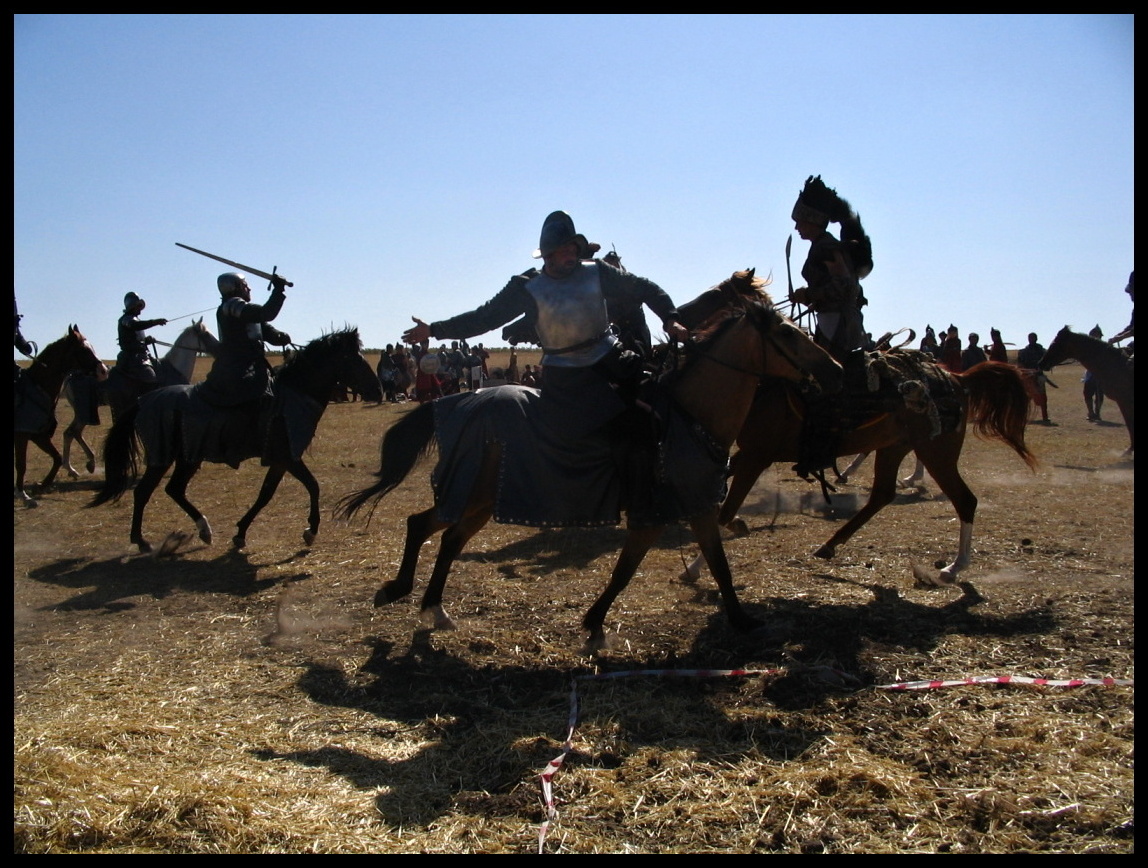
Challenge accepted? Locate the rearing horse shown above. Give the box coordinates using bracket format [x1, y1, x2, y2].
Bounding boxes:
[14, 325, 108, 505]
[90, 327, 382, 552]
[61, 318, 220, 477]
[1040, 326, 1134, 455]
[337, 270, 843, 653]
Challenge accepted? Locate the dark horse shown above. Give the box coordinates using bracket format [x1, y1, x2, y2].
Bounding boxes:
[674, 275, 1037, 585]
[337, 270, 843, 652]
[61, 318, 220, 477]
[14, 325, 109, 505]
[1040, 326, 1134, 455]
[90, 327, 382, 552]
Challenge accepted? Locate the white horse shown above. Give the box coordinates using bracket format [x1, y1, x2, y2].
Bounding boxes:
[61, 318, 220, 477]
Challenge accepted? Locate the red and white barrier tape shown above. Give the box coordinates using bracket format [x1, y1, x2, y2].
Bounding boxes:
[876, 675, 1133, 690]
[537, 667, 1132, 852]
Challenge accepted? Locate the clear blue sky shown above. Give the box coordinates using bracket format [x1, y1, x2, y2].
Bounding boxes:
[15, 14, 1133, 361]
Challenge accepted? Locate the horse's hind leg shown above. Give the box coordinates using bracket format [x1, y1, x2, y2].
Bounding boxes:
[815, 443, 912, 559]
[417, 504, 494, 630]
[162, 460, 213, 546]
[130, 464, 170, 553]
[915, 439, 977, 582]
[14, 437, 35, 506]
[377, 506, 449, 607]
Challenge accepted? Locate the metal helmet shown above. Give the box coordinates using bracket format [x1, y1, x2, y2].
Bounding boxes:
[532, 210, 591, 259]
[217, 272, 247, 297]
[124, 292, 143, 312]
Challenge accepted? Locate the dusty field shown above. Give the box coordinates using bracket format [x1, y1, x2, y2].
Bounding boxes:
[14, 355, 1133, 853]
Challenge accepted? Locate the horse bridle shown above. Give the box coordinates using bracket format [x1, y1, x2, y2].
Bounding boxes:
[689, 304, 816, 384]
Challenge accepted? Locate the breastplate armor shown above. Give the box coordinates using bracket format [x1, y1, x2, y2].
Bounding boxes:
[527, 263, 615, 367]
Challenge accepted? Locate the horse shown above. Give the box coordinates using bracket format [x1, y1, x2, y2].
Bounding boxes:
[14, 325, 109, 505]
[1040, 326, 1134, 455]
[681, 357, 1037, 586]
[336, 270, 843, 653]
[89, 327, 383, 553]
[61, 318, 220, 477]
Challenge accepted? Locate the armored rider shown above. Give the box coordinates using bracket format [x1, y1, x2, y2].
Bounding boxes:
[199, 272, 291, 408]
[402, 210, 690, 517]
[116, 292, 168, 385]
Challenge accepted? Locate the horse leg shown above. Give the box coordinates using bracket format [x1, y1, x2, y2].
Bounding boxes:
[130, 465, 170, 553]
[899, 456, 927, 489]
[915, 439, 978, 582]
[718, 451, 773, 534]
[582, 524, 663, 654]
[682, 453, 775, 582]
[836, 452, 870, 484]
[14, 436, 35, 506]
[376, 506, 449, 607]
[417, 503, 495, 630]
[31, 434, 64, 492]
[232, 464, 289, 549]
[162, 460, 213, 547]
[415, 448, 500, 629]
[62, 419, 90, 477]
[815, 442, 912, 560]
[689, 512, 760, 634]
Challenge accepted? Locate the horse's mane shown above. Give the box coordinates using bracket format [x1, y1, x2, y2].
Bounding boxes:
[276, 327, 362, 384]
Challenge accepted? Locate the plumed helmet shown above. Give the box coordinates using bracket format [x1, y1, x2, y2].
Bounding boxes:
[123, 292, 143, 312]
[532, 210, 596, 259]
[1089, 324, 1104, 338]
[791, 176, 843, 226]
[217, 272, 246, 297]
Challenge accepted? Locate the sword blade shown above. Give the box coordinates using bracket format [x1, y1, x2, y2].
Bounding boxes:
[175, 243, 293, 287]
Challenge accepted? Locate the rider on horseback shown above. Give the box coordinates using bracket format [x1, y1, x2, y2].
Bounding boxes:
[788, 175, 873, 478]
[116, 293, 168, 385]
[402, 210, 690, 522]
[199, 272, 292, 408]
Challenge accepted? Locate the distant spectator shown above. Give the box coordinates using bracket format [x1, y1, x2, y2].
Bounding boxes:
[1017, 332, 1056, 424]
[961, 332, 988, 370]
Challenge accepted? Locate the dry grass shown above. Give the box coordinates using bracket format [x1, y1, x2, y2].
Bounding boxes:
[14, 357, 1133, 853]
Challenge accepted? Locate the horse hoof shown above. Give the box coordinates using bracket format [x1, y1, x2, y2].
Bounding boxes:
[421, 605, 456, 630]
[581, 631, 614, 655]
[813, 545, 834, 560]
[302, 528, 316, 546]
[86, 459, 96, 474]
[134, 540, 154, 554]
[196, 517, 213, 545]
[232, 535, 247, 549]
[728, 518, 750, 538]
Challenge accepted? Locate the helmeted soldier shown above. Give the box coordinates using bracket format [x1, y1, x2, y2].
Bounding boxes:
[116, 292, 168, 384]
[402, 210, 690, 519]
[199, 272, 291, 408]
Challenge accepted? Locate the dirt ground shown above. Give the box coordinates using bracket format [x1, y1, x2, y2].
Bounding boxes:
[13, 356, 1134, 853]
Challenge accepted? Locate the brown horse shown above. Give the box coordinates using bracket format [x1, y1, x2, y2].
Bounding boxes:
[1040, 326, 1134, 455]
[683, 356, 1037, 586]
[14, 325, 108, 506]
[337, 271, 843, 653]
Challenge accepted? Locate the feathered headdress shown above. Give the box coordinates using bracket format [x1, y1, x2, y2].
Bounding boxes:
[791, 176, 843, 226]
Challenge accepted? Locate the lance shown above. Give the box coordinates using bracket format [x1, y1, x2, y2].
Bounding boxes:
[175, 243, 294, 287]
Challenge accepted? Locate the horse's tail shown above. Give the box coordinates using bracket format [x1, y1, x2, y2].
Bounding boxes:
[88, 403, 141, 507]
[335, 401, 437, 522]
[953, 361, 1038, 470]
